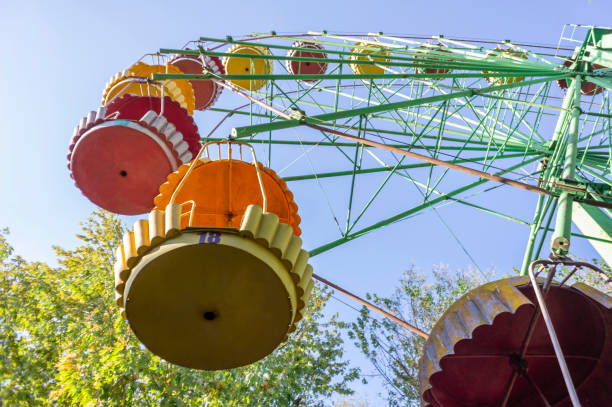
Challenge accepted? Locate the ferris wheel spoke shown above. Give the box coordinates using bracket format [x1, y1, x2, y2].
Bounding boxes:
[443, 81, 538, 146]
[231, 75, 569, 138]
[246, 86, 542, 153]
[579, 166, 612, 186]
[398, 79, 539, 147]
[351, 156, 530, 234]
[309, 156, 541, 256]
[281, 151, 536, 183]
[175, 31, 609, 268]
[460, 95, 530, 153]
[496, 84, 551, 143]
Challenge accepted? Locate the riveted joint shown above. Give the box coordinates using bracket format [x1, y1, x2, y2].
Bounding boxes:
[289, 108, 306, 121]
[537, 157, 549, 172]
[230, 127, 244, 138]
[551, 236, 570, 255]
[509, 353, 528, 376]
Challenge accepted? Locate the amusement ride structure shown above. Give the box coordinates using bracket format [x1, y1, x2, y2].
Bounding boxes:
[68, 24, 611, 406]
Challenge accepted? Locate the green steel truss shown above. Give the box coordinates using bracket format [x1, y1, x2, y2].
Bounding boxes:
[149, 26, 611, 272]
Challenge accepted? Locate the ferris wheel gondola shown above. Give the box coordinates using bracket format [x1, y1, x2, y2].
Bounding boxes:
[68, 26, 612, 402]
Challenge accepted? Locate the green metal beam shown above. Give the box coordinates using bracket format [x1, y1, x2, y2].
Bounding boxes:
[551, 75, 582, 255]
[520, 194, 554, 275]
[153, 71, 563, 82]
[572, 202, 612, 265]
[309, 156, 540, 257]
[193, 36, 562, 71]
[281, 152, 536, 181]
[160, 47, 559, 73]
[231, 75, 570, 138]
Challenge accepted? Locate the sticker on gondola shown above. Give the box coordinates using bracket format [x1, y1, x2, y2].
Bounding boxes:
[199, 231, 221, 244]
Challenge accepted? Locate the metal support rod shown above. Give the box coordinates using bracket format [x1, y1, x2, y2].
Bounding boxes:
[501, 263, 556, 407]
[524, 372, 553, 407]
[312, 273, 429, 339]
[169, 113, 233, 205]
[520, 194, 550, 275]
[214, 80, 293, 120]
[220, 79, 554, 196]
[155, 72, 562, 82]
[309, 157, 540, 256]
[551, 75, 582, 255]
[527, 261, 582, 407]
[222, 77, 612, 210]
[306, 122, 555, 197]
[230, 75, 570, 138]
[280, 152, 537, 181]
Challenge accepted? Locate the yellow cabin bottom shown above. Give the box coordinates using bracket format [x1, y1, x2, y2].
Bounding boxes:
[124, 229, 298, 370]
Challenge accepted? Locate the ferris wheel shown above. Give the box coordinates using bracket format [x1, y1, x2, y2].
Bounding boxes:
[68, 24, 611, 406]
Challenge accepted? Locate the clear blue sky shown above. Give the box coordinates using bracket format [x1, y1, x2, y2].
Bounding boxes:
[1, 1, 610, 404]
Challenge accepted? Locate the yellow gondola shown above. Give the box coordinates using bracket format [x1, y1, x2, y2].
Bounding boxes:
[222, 44, 273, 91]
[113, 141, 312, 370]
[482, 47, 528, 85]
[102, 61, 196, 114]
[349, 41, 389, 75]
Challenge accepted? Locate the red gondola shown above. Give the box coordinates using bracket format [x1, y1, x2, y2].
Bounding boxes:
[285, 41, 328, 80]
[171, 53, 224, 110]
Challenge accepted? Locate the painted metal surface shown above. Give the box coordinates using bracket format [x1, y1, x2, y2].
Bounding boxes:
[222, 44, 273, 91]
[556, 59, 605, 96]
[482, 48, 528, 85]
[105, 94, 201, 156]
[418, 276, 612, 406]
[68, 109, 191, 215]
[102, 61, 196, 114]
[154, 157, 301, 234]
[551, 75, 582, 256]
[171, 53, 224, 110]
[413, 43, 452, 77]
[115, 204, 312, 370]
[349, 41, 389, 75]
[572, 202, 612, 267]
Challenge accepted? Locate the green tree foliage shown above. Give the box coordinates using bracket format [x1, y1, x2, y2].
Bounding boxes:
[555, 257, 611, 295]
[347, 266, 484, 407]
[0, 211, 358, 406]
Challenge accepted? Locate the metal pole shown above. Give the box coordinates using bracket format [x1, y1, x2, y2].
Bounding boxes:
[312, 273, 429, 339]
[527, 262, 582, 407]
[519, 194, 549, 275]
[551, 75, 582, 255]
